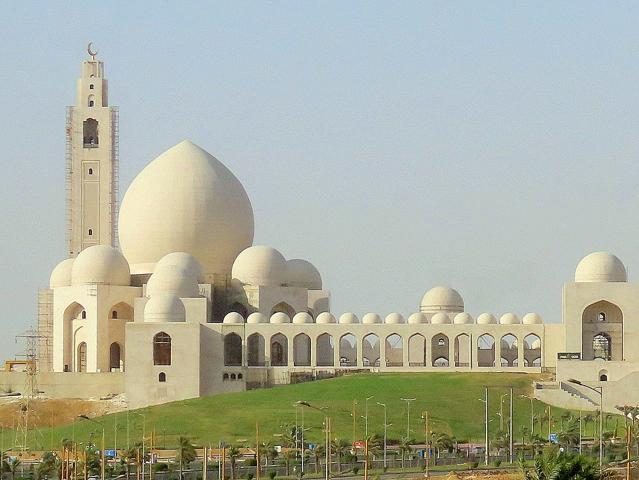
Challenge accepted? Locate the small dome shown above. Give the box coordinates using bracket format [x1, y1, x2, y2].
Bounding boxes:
[522, 312, 543, 325]
[247, 312, 268, 324]
[285, 259, 322, 290]
[500, 313, 520, 325]
[407, 312, 428, 324]
[118, 140, 254, 275]
[270, 312, 291, 324]
[385, 313, 405, 324]
[50, 258, 75, 288]
[144, 294, 185, 322]
[362, 313, 382, 324]
[476, 313, 497, 325]
[232, 246, 287, 287]
[420, 286, 464, 313]
[430, 312, 451, 324]
[292, 312, 314, 324]
[339, 313, 359, 324]
[72, 245, 130, 286]
[453, 312, 474, 324]
[156, 252, 204, 282]
[316, 312, 336, 324]
[575, 252, 627, 283]
[223, 312, 245, 324]
[147, 265, 200, 298]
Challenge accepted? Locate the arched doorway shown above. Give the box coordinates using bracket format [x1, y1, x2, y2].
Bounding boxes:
[582, 300, 623, 361]
[385, 334, 403, 366]
[247, 334, 265, 366]
[224, 333, 243, 366]
[77, 342, 87, 372]
[109, 342, 121, 371]
[270, 333, 288, 366]
[294, 334, 311, 366]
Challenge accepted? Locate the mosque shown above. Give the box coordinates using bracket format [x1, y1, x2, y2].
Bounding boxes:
[3, 47, 639, 411]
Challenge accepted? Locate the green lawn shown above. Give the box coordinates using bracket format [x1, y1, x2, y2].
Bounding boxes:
[7, 372, 583, 450]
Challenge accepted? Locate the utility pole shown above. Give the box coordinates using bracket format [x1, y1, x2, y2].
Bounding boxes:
[377, 402, 387, 469]
[256, 423, 260, 480]
[483, 387, 489, 466]
[509, 387, 514, 463]
[400, 398, 416, 440]
[422, 411, 429, 478]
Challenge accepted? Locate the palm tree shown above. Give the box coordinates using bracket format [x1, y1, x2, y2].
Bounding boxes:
[177, 436, 197, 480]
[7, 457, 21, 480]
[227, 446, 241, 480]
[121, 446, 139, 480]
[522, 444, 605, 480]
[430, 432, 453, 464]
[282, 449, 296, 476]
[331, 438, 350, 473]
[36, 452, 59, 480]
[560, 412, 572, 432]
[583, 414, 596, 437]
[398, 437, 412, 469]
[558, 419, 579, 448]
[313, 444, 325, 474]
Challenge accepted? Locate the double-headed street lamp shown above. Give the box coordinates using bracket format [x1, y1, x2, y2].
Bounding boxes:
[568, 378, 603, 469]
[296, 401, 330, 480]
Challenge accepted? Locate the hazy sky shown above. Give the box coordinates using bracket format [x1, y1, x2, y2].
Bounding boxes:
[2, 1, 639, 358]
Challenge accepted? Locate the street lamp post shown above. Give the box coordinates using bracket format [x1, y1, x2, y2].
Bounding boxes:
[376, 402, 387, 469]
[364, 396, 374, 438]
[78, 415, 105, 480]
[479, 388, 489, 466]
[568, 379, 603, 470]
[400, 398, 416, 440]
[421, 411, 429, 478]
[296, 401, 329, 480]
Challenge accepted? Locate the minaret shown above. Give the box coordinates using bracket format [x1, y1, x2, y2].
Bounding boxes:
[66, 43, 118, 257]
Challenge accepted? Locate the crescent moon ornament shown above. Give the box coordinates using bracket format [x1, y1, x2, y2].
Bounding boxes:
[87, 42, 98, 59]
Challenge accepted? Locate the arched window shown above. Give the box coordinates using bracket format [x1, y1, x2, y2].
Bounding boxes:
[88, 228, 93, 236]
[83, 118, 99, 146]
[77, 342, 87, 372]
[598, 312, 606, 322]
[271, 302, 295, 318]
[593, 334, 611, 360]
[247, 334, 265, 366]
[238, 373, 243, 380]
[158, 372, 166, 382]
[230, 373, 236, 380]
[89, 100, 94, 107]
[81, 310, 87, 319]
[88, 168, 93, 175]
[223, 373, 229, 381]
[89, 84, 94, 89]
[153, 332, 171, 365]
[112, 310, 118, 319]
[109, 343, 121, 371]
[224, 333, 242, 366]
[438, 338, 445, 347]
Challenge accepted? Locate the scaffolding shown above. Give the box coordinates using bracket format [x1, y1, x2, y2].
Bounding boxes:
[37, 289, 53, 372]
[111, 106, 119, 247]
[65, 106, 74, 257]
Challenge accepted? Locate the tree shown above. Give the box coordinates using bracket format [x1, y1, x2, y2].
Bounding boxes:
[558, 419, 580, 448]
[36, 451, 59, 480]
[228, 446, 241, 480]
[331, 438, 350, 473]
[282, 449, 296, 476]
[560, 412, 572, 432]
[522, 444, 607, 480]
[398, 437, 412, 469]
[120, 446, 139, 480]
[313, 444, 325, 474]
[430, 432, 453, 463]
[177, 436, 197, 480]
[7, 457, 21, 480]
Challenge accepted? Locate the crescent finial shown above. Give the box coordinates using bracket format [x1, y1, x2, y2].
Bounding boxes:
[87, 42, 98, 60]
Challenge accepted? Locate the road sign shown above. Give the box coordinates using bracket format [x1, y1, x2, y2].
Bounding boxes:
[549, 433, 559, 443]
[105, 449, 116, 458]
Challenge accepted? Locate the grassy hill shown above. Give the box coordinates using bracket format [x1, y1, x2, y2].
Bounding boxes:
[6, 372, 580, 450]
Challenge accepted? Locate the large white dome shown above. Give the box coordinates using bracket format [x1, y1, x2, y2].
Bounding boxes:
[232, 246, 287, 287]
[285, 259, 322, 290]
[118, 140, 254, 275]
[156, 252, 204, 282]
[71, 245, 130, 286]
[575, 252, 627, 283]
[420, 286, 464, 313]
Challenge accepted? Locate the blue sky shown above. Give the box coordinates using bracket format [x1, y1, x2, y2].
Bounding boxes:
[2, 1, 639, 358]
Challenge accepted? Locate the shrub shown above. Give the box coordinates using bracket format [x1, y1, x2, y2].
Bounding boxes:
[268, 471, 276, 480]
[245, 459, 257, 467]
[154, 463, 170, 472]
[469, 461, 479, 470]
[352, 466, 359, 475]
[493, 459, 501, 467]
[246, 474, 254, 480]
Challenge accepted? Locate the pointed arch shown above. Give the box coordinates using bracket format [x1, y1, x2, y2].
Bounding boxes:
[270, 333, 288, 366]
[77, 342, 87, 372]
[316, 333, 334, 366]
[408, 334, 427, 366]
[477, 334, 495, 367]
[362, 333, 379, 367]
[224, 333, 243, 366]
[340, 333, 357, 367]
[247, 333, 265, 366]
[454, 333, 470, 367]
[500, 334, 518, 367]
[109, 342, 121, 371]
[153, 332, 171, 366]
[582, 300, 623, 360]
[524, 334, 541, 367]
[385, 333, 403, 366]
[109, 302, 133, 321]
[431, 333, 449, 367]
[294, 333, 311, 366]
[271, 302, 295, 318]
